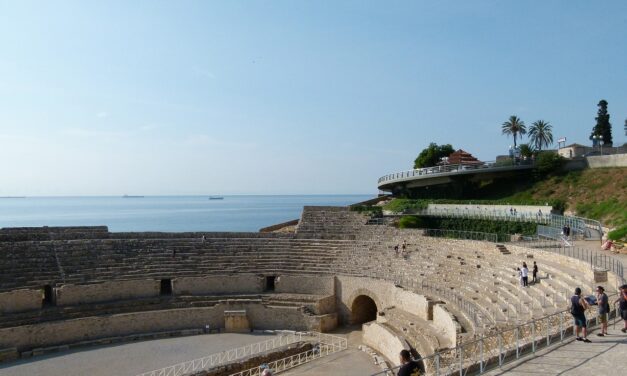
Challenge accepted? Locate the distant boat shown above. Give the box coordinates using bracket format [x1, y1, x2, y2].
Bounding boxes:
[122, 195, 144, 198]
[209, 196, 224, 200]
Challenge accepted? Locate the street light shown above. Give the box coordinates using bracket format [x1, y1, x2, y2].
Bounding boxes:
[592, 134, 604, 154]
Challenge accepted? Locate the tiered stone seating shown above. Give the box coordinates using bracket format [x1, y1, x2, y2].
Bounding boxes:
[0, 205, 603, 367]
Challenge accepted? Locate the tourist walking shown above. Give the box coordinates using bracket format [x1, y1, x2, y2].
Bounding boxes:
[571, 287, 591, 342]
[521, 262, 529, 287]
[614, 284, 627, 333]
[532, 261, 538, 283]
[397, 349, 420, 376]
[394, 244, 399, 257]
[596, 286, 609, 336]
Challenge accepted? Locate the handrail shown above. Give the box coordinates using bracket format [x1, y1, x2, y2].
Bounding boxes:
[371, 293, 621, 376]
[377, 160, 534, 186]
[366, 235, 624, 375]
[228, 333, 347, 376]
[135, 332, 307, 376]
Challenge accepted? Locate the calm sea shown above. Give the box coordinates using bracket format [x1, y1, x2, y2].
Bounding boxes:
[0, 195, 373, 232]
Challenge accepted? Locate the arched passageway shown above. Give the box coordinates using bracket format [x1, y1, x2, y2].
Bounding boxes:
[351, 295, 378, 324]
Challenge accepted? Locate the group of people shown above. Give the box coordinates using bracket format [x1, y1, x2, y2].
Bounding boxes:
[393, 240, 409, 259]
[570, 284, 627, 343]
[516, 261, 538, 287]
[393, 284, 627, 375]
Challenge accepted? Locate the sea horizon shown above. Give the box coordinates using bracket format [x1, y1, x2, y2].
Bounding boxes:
[0, 194, 375, 232]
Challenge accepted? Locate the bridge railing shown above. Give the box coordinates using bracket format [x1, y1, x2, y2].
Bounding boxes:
[377, 160, 533, 185]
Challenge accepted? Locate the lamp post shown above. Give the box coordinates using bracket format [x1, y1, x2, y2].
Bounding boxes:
[592, 134, 602, 154]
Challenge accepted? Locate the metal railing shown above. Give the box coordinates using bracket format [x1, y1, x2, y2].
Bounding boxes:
[135, 332, 307, 376]
[411, 207, 603, 240]
[371, 294, 620, 376]
[377, 160, 534, 185]
[520, 237, 625, 282]
[229, 333, 347, 376]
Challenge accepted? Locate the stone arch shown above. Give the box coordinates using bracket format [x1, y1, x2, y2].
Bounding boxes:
[348, 289, 381, 324]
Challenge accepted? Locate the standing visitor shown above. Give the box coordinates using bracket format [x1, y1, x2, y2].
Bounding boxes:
[401, 241, 407, 253]
[614, 284, 627, 333]
[532, 262, 538, 283]
[521, 262, 529, 287]
[571, 287, 591, 342]
[394, 244, 399, 257]
[397, 350, 420, 376]
[517, 267, 523, 287]
[595, 286, 609, 336]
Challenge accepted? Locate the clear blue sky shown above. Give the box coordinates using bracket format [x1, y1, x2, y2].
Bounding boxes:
[1, 1, 626, 195]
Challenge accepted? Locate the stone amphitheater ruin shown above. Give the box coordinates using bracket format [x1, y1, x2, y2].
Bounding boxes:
[0, 205, 624, 375]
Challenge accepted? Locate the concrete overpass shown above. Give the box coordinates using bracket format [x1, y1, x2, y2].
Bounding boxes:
[377, 161, 535, 192]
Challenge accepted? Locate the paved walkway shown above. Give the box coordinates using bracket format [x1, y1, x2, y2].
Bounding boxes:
[485, 319, 627, 376]
[281, 348, 380, 376]
[0, 333, 279, 376]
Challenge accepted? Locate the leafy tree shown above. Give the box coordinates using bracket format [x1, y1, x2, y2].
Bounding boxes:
[501, 115, 526, 148]
[528, 120, 553, 151]
[534, 152, 564, 176]
[413, 143, 454, 169]
[590, 99, 612, 146]
[518, 143, 534, 159]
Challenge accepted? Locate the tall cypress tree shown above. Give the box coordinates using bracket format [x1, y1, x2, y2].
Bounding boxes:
[590, 100, 612, 146]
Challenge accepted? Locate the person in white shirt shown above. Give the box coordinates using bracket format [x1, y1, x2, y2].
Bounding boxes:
[521, 262, 529, 287]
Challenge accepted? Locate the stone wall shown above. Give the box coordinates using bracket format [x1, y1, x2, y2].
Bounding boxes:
[335, 276, 430, 324]
[433, 304, 459, 347]
[316, 295, 337, 315]
[0, 289, 42, 313]
[56, 280, 160, 306]
[276, 275, 335, 295]
[363, 322, 410, 366]
[586, 154, 627, 168]
[174, 275, 264, 295]
[0, 303, 317, 351]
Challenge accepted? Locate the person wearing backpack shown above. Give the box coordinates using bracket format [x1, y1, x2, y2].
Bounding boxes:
[571, 287, 591, 342]
[595, 286, 609, 336]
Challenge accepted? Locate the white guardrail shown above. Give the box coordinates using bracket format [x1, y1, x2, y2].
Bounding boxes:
[377, 161, 533, 186]
[135, 332, 308, 376]
[229, 333, 348, 376]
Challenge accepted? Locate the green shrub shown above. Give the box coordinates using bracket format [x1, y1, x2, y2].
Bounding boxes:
[383, 199, 428, 213]
[534, 152, 565, 176]
[398, 216, 424, 228]
[350, 205, 383, 216]
[608, 226, 627, 241]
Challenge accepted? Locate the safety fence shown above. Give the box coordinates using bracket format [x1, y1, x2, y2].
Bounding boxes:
[377, 161, 534, 186]
[371, 294, 620, 376]
[229, 333, 347, 376]
[413, 207, 602, 240]
[521, 238, 625, 283]
[135, 332, 308, 376]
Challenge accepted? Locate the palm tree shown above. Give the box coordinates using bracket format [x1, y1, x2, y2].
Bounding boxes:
[501, 116, 526, 148]
[528, 120, 554, 151]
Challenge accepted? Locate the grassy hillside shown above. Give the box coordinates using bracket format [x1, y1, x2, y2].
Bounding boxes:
[384, 167, 627, 239]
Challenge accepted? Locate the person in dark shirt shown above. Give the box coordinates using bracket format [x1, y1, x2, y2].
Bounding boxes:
[595, 286, 609, 336]
[532, 262, 538, 283]
[397, 350, 420, 376]
[571, 287, 591, 342]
